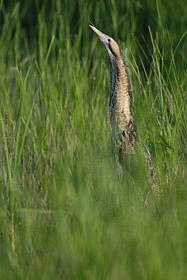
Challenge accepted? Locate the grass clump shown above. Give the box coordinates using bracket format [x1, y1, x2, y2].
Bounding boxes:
[0, 0, 187, 279]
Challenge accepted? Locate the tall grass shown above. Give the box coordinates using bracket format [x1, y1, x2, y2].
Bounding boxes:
[0, 0, 187, 279]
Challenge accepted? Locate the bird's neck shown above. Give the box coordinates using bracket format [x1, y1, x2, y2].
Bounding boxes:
[110, 59, 118, 98]
[109, 55, 131, 128]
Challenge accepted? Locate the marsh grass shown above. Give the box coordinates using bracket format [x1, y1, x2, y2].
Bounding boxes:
[0, 0, 187, 279]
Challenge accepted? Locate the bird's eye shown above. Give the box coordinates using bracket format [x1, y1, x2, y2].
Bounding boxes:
[108, 38, 111, 43]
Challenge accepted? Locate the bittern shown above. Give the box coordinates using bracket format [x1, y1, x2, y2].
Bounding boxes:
[90, 25, 136, 157]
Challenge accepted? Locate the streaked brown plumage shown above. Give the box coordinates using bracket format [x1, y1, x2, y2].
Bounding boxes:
[89, 25, 136, 156]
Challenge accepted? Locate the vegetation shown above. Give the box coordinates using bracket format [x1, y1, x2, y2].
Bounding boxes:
[0, 0, 187, 279]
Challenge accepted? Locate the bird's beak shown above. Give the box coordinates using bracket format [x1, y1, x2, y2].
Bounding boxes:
[89, 25, 109, 45]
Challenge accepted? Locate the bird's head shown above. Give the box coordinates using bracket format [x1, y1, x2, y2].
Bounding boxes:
[89, 25, 121, 61]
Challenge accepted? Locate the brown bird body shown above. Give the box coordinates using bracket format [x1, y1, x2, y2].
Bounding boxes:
[90, 25, 136, 155]
[89, 25, 161, 200]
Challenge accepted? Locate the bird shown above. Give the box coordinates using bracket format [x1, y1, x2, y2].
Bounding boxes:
[89, 25, 161, 202]
[89, 25, 136, 159]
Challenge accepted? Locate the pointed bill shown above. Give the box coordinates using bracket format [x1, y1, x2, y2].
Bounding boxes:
[89, 25, 104, 38]
[89, 25, 109, 44]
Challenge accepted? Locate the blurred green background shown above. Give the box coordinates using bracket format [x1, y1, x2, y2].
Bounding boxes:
[0, 0, 187, 279]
